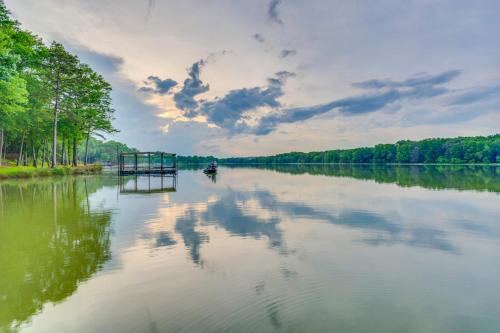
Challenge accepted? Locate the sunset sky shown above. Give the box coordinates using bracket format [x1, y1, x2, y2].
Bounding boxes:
[6, 0, 500, 156]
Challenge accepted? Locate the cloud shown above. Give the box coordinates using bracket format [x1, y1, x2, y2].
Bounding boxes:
[252, 70, 462, 135]
[268, 0, 283, 25]
[65, 44, 173, 151]
[184, 71, 295, 132]
[253, 33, 265, 43]
[173, 59, 210, 111]
[139, 76, 177, 94]
[164, 69, 475, 137]
[352, 70, 461, 90]
[280, 49, 296, 58]
[146, 0, 156, 20]
[447, 84, 500, 106]
[68, 45, 124, 76]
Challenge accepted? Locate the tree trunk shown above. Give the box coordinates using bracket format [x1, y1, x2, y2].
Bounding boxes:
[46, 140, 50, 166]
[84, 132, 90, 166]
[0, 128, 4, 166]
[32, 144, 37, 167]
[41, 140, 46, 168]
[61, 136, 65, 165]
[72, 137, 77, 167]
[51, 76, 60, 168]
[67, 139, 71, 166]
[52, 106, 58, 167]
[2, 139, 6, 165]
[17, 134, 25, 166]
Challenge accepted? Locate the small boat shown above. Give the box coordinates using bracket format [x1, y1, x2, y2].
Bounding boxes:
[203, 161, 218, 174]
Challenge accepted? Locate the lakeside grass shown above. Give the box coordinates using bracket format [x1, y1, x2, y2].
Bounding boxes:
[0, 164, 102, 180]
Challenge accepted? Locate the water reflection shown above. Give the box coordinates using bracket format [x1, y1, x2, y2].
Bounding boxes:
[205, 172, 217, 183]
[174, 209, 209, 265]
[219, 164, 500, 192]
[0, 177, 113, 332]
[1, 165, 499, 333]
[119, 175, 177, 194]
[149, 185, 458, 269]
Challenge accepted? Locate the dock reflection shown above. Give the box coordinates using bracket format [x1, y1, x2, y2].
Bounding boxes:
[119, 175, 177, 194]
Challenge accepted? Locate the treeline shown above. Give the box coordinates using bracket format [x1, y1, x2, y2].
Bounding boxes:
[223, 164, 500, 193]
[77, 137, 137, 165]
[0, 4, 115, 167]
[221, 135, 500, 165]
[177, 155, 217, 165]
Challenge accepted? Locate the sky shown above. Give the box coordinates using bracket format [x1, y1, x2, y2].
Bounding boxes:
[6, 0, 500, 156]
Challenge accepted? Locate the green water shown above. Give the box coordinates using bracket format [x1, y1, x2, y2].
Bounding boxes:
[1, 165, 499, 333]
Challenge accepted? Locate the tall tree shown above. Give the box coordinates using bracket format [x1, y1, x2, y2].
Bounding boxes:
[44, 42, 78, 167]
[71, 65, 116, 165]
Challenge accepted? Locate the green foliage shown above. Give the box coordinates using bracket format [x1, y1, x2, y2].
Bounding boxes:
[177, 155, 217, 165]
[0, 165, 102, 179]
[0, 3, 116, 168]
[0, 177, 112, 331]
[219, 135, 500, 165]
[76, 137, 137, 164]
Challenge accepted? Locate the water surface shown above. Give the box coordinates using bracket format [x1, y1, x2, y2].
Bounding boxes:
[1, 165, 499, 332]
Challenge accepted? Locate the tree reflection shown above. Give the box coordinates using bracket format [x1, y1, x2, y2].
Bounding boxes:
[0, 177, 113, 332]
[221, 164, 500, 192]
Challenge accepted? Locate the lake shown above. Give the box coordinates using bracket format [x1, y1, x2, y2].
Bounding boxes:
[1, 165, 499, 333]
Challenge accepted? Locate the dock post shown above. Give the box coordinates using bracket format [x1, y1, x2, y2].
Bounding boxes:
[161, 153, 164, 173]
[119, 154, 122, 175]
[134, 153, 138, 174]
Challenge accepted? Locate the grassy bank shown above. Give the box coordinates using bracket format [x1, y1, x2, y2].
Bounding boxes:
[0, 165, 102, 180]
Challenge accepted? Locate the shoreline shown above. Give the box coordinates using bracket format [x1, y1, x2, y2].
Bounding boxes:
[177, 162, 500, 167]
[0, 165, 103, 180]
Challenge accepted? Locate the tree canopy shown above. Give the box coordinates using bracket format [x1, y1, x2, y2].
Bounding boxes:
[179, 135, 500, 165]
[0, 3, 116, 167]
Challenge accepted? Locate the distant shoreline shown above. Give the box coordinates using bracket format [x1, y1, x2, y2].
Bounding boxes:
[177, 162, 500, 167]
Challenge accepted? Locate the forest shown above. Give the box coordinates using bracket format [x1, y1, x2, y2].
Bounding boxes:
[0, 4, 115, 168]
[77, 137, 137, 165]
[174, 135, 500, 165]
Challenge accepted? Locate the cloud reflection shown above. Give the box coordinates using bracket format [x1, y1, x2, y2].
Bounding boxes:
[155, 183, 460, 267]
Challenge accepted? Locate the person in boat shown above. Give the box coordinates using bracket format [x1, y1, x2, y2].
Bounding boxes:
[205, 160, 217, 172]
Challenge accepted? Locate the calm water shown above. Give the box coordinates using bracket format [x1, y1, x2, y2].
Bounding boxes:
[1, 165, 499, 333]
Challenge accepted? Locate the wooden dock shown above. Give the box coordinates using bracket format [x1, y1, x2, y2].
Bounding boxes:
[118, 152, 177, 175]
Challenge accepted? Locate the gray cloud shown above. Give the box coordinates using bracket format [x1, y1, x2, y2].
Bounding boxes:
[251, 70, 462, 135]
[253, 33, 265, 43]
[184, 71, 295, 132]
[352, 70, 461, 90]
[139, 76, 177, 94]
[167, 69, 468, 136]
[140, 66, 497, 139]
[448, 84, 500, 106]
[173, 60, 210, 112]
[146, 0, 156, 20]
[68, 46, 124, 76]
[268, 0, 283, 25]
[280, 49, 296, 58]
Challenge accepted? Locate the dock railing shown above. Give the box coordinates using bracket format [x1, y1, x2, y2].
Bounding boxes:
[118, 152, 177, 175]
